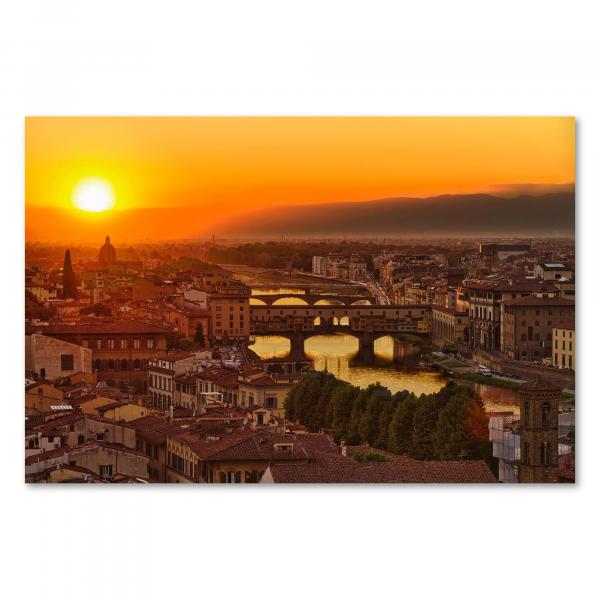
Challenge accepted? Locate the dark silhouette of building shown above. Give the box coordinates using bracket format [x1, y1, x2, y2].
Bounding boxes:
[518, 377, 560, 483]
[99, 234, 117, 267]
[62, 249, 78, 299]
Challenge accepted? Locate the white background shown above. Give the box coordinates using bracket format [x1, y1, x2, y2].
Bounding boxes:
[1, 2, 597, 599]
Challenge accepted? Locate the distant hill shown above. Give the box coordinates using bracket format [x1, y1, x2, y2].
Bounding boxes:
[214, 192, 575, 237]
[25, 191, 575, 243]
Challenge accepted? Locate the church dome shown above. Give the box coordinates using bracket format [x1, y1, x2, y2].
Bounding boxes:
[99, 235, 117, 267]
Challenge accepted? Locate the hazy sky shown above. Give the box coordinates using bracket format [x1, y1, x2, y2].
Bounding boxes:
[25, 117, 575, 241]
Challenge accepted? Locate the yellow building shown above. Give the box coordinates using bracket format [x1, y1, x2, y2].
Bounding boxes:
[237, 367, 296, 418]
[26, 382, 67, 411]
[552, 322, 575, 370]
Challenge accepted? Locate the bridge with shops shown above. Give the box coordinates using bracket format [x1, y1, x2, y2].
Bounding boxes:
[249, 303, 432, 358]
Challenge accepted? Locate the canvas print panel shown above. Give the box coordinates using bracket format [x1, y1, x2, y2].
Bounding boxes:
[25, 117, 575, 484]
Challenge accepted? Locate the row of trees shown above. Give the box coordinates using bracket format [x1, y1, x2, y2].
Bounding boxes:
[284, 372, 491, 462]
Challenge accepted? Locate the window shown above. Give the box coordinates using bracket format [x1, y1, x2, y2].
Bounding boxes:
[82, 340, 88, 348]
[78, 435, 85, 444]
[96, 339, 102, 349]
[100, 464, 113, 478]
[60, 354, 74, 371]
[108, 339, 115, 349]
[120, 339, 128, 349]
[134, 339, 140, 349]
[147, 339, 154, 349]
[542, 403, 550, 428]
[540, 442, 550, 466]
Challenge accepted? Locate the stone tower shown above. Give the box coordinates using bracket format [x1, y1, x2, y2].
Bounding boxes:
[62, 249, 78, 300]
[518, 377, 560, 483]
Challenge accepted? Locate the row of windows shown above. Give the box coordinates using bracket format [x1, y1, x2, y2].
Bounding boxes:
[554, 354, 573, 369]
[554, 340, 573, 351]
[250, 309, 425, 316]
[150, 373, 173, 392]
[94, 358, 148, 371]
[81, 338, 154, 349]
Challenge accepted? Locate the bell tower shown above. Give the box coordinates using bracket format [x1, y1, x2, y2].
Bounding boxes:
[518, 377, 560, 483]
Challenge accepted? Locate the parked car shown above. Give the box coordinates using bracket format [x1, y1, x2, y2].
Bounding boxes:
[476, 365, 492, 376]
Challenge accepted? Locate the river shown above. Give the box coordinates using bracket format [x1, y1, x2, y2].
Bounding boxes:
[250, 333, 521, 414]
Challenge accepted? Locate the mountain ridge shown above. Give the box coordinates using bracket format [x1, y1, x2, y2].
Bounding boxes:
[213, 192, 575, 237]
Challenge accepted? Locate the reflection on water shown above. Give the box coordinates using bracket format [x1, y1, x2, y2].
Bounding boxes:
[251, 335, 291, 358]
[251, 333, 446, 396]
[250, 333, 522, 413]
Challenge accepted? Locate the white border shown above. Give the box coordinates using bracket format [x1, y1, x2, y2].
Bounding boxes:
[2, 2, 598, 599]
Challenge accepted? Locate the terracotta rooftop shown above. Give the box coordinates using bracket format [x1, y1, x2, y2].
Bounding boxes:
[518, 377, 562, 393]
[554, 321, 575, 331]
[503, 295, 575, 307]
[41, 319, 172, 335]
[267, 451, 497, 484]
[464, 280, 558, 293]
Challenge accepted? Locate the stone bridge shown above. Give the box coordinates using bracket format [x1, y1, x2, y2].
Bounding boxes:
[250, 293, 374, 306]
[249, 303, 432, 359]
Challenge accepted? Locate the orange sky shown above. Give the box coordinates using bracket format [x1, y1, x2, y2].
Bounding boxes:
[25, 117, 574, 241]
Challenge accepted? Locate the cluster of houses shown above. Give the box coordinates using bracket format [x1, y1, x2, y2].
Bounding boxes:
[374, 242, 575, 371]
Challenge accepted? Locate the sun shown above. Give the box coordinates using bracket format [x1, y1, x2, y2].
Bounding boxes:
[72, 177, 116, 212]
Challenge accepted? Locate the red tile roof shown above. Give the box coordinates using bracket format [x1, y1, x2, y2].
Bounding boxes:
[42, 319, 172, 335]
[503, 295, 575, 307]
[267, 442, 497, 484]
[554, 321, 575, 331]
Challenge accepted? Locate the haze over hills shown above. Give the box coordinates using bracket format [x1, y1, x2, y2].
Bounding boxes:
[214, 192, 575, 238]
[25, 191, 575, 243]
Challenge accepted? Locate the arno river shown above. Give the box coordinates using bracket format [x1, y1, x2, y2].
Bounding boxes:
[251, 333, 520, 413]
[249, 288, 521, 413]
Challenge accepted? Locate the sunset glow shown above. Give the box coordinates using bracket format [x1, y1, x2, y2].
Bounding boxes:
[25, 117, 575, 242]
[72, 178, 116, 212]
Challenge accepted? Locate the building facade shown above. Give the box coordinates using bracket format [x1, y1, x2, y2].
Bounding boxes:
[41, 320, 171, 392]
[501, 296, 575, 362]
[552, 322, 575, 370]
[208, 280, 251, 341]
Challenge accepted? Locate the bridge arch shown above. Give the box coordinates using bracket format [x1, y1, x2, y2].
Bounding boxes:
[249, 298, 268, 306]
[272, 297, 309, 306]
[314, 298, 346, 306]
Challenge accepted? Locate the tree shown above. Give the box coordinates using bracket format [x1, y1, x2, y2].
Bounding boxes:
[329, 384, 358, 441]
[62, 249, 78, 299]
[388, 393, 419, 454]
[411, 393, 448, 460]
[433, 390, 491, 461]
[358, 384, 391, 445]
